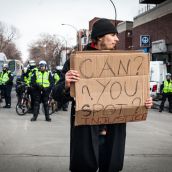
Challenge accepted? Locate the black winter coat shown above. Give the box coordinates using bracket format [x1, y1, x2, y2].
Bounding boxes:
[56, 43, 126, 172]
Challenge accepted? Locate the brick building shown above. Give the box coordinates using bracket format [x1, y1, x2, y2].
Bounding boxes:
[132, 0, 172, 72]
[116, 21, 133, 50]
[79, 0, 172, 73]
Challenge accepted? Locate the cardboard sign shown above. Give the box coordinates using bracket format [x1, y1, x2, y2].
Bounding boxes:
[70, 51, 150, 126]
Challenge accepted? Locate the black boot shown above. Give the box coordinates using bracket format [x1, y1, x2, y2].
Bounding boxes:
[6, 104, 11, 108]
[46, 117, 51, 122]
[44, 104, 51, 122]
[31, 102, 39, 122]
[31, 117, 37, 121]
[159, 109, 163, 112]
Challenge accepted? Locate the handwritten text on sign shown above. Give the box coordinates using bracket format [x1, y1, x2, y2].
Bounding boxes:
[70, 52, 150, 126]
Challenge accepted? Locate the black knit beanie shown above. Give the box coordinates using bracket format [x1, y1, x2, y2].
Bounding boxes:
[91, 18, 118, 39]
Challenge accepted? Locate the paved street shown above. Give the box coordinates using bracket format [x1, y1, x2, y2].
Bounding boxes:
[0, 91, 172, 172]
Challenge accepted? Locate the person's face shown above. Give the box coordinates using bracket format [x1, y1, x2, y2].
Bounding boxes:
[166, 76, 171, 80]
[30, 65, 35, 70]
[40, 65, 46, 71]
[99, 33, 119, 50]
[3, 67, 7, 71]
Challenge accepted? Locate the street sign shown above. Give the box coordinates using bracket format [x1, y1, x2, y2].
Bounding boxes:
[140, 35, 150, 47]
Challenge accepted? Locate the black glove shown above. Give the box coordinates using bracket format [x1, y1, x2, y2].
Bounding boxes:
[43, 87, 51, 93]
[34, 83, 42, 90]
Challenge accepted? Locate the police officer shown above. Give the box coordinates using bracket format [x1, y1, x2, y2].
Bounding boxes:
[53, 66, 68, 111]
[159, 73, 172, 113]
[20, 67, 28, 85]
[31, 60, 53, 121]
[53, 66, 60, 85]
[0, 69, 3, 102]
[24, 60, 38, 113]
[1, 63, 13, 108]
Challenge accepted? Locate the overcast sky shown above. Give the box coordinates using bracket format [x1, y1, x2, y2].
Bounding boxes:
[0, 0, 147, 61]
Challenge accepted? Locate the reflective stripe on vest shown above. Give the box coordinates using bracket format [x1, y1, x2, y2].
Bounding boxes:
[54, 73, 60, 84]
[36, 71, 50, 88]
[163, 80, 172, 93]
[28, 68, 38, 85]
[0, 72, 2, 85]
[24, 76, 29, 86]
[1, 71, 10, 84]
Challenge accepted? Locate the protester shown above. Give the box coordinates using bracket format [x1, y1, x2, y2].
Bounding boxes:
[159, 73, 172, 113]
[56, 18, 153, 172]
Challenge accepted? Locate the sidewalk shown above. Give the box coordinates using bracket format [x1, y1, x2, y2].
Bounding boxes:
[0, 93, 172, 172]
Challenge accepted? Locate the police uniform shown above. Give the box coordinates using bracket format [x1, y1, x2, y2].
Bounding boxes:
[31, 68, 53, 121]
[53, 71, 60, 85]
[24, 66, 38, 112]
[159, 79, 172, 112]
[0, 71, 3, 101]
[1, 69, 13, 108]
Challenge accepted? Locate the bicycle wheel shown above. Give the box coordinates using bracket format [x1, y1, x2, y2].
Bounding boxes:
[49, 100, 58, 115]
[16, 99, 30, 116]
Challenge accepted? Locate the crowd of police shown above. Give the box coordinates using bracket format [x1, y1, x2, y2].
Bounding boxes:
[1, 59, 172, 117]
[0, 59, 67, 122]
[1, 60, 172, 118]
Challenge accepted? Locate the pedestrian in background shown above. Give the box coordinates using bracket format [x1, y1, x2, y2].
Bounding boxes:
[159, 73, 172, 113]
[56, 18, 153, 172]
[1, 63, 13, 108]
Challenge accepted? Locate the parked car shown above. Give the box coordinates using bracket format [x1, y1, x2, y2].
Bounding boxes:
[150, 61, 167, 100]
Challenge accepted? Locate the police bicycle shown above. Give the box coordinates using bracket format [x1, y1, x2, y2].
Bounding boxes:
[48, 91, 58, 115]
[16, 82, 31, 116]
[41, 90, 58, 115]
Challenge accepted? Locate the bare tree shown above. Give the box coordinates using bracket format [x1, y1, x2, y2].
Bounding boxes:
[28, 33, 65, 68]
[0, 21, 20, 52]
[0, 21, 21, 60]
[5, 42, 22, 60]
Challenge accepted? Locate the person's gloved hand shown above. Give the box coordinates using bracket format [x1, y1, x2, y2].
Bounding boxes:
[34, 83, 42, 90]
[43, 87, 51, 93]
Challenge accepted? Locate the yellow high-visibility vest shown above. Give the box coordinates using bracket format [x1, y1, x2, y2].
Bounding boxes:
[36, 71, 50, 88]
[0, 72, 3, 85]
[1, 71, 10, 84]
[163, 80, 172, 93]
[28, 68, 38, 86]
[54, 73, 60, 84]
